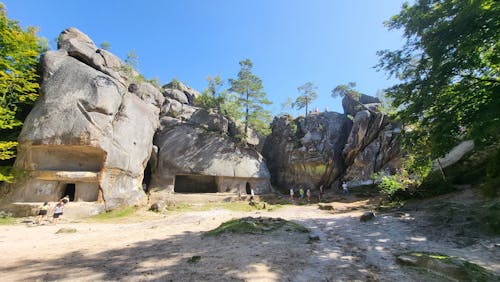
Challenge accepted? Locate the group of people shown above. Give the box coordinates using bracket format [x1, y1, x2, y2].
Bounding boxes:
[35, 195, 69, 225]
[289, 181, 349, 202]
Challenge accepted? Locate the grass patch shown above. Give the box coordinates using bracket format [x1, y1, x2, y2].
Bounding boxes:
[88, 206, 136, 221]
[205, 217, 309, 236]
[398, 252, 498, 281]
[0, 217, 15, 225]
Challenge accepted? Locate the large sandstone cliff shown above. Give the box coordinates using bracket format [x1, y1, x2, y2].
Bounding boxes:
[263, 94, 401, 191]
[8, 28, 163, 209]
[5, 28, 271, 210]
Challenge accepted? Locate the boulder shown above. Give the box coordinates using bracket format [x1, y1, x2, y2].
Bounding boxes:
[162, 80, 201, 105]
[7, 27, 162, 210]
[188, 108, 229, 134]
[263, 94, 401, 192]
[263, 112, 351, 190]
[360, 211, 375, 222]
[150, 124, 271, 194]
[342, 93, 381, 117]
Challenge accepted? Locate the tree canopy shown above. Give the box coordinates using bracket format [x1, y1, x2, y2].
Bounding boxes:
[0, 4, 43, 182]
[376, 0, 499, 157]
[294, 82, 318, 116]
[229, 59, 272, 137]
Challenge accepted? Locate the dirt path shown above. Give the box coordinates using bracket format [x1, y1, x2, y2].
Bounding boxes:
[0, 197, 498, 281]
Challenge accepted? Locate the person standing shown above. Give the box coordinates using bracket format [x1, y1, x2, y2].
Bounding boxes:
[342, 181, 349, 194]
[306, 188, 311, 202]
[52, 202, 64, 224]
[289, 187, 294, 200]
[318, 185, 324, 201]
[36, 202, 50, 224]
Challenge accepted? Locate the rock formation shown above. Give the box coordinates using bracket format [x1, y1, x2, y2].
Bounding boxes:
[6, 28, 163, 210]
[149, 82, 271, 197]
[263, 94, 401, 191]
[3, 28, 271, 211]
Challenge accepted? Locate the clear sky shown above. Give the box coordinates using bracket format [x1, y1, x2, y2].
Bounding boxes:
[2, 0, 406, 116]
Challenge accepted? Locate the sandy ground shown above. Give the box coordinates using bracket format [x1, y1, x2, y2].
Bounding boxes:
[0, 195, 499, 282]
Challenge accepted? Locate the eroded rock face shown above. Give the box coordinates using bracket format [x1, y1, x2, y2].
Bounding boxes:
[150, 124, 271, 193]
[10, 27, 163, 209]
[263, 94, 401, 191]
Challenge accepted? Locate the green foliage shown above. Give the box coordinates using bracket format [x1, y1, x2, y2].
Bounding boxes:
[99, 41, 111, 50]
[374, 153, 433, 199]
[195, 75, 225, 110]
[0, 4, 43, 182]
[89, 207, 136, 221]
[377, 0, 500, 158]
[331, 82, 361, 100]
[294, 82, 318, 116]
[124, 49, 139, 70]
[375, 173, 405, 197]
[229, 59, 272, 138]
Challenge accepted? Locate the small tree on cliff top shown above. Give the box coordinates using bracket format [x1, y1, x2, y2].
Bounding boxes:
[229, 59, 272, 138]
[0, 4, 43, 182]
[294, 82, 318, 116]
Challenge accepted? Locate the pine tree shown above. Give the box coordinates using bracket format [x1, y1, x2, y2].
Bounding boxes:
[229, 59, 272, 137]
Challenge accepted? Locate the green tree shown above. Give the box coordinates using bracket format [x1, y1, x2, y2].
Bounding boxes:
[196, 75, 225, 110]
[294, 82, 318, 116]
[100, 41, 111, 51]
[229, 59, 272, 137]
[331, 82, 361, 100]
[0, 4, 43, 182]
[124, 49, 139, 70]
[376, 0, 500, 158]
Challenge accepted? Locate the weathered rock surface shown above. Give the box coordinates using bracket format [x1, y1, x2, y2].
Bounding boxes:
[263, 112, 351, 190]
[150, 122, 271, 194]
[263, 94, 401, 191]
[8, 27, 163, 210]
[149, 78, 271, 195]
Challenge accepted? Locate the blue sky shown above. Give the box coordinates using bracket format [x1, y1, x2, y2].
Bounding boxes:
[3, 0, 406, 116]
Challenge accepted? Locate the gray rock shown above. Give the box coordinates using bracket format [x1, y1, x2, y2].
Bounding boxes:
[360, 211, 375, 222]
[162, 80, 200, 105]
[8, 27, 162, 210]
[342, 93, 380, 116]
[150, 124, 271, 194]
[164, 88, 189, 104]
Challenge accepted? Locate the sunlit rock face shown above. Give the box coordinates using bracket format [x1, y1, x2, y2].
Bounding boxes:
[150, 82, 271, 196]
[263, 94, 401, 191]
[9, 27, 163, 210]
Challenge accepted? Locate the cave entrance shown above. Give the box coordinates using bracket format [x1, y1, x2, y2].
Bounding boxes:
[63, 183, 75, 201]
[246, 182, 251, 194]
[174, 175, 217, 193]
[142, 162, 152, 192]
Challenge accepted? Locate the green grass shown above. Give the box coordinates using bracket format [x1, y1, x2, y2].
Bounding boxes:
[400, 252, 499, 281]
[0, 217, 15, 225]
[205, 217, 309, 236]
[89, 206, 136, 221]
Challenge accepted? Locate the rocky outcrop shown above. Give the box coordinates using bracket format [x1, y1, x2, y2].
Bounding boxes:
[149, 79, 272, 195]
[150, 124, 271, 194]
[263, 94, 401, 191]
[8, 28, 163, 210]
